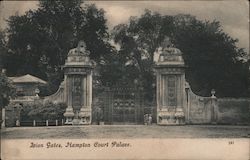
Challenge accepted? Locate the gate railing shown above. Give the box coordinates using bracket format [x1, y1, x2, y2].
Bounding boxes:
[17, 119, 65, 127]
[99, 83, 156, 124]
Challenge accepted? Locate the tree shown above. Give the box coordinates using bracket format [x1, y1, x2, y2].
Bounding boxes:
[0, 30, 7, 69]
[0, 30, 15, 108]
[172, 14, 249, 97]
[0, 72, 15, 109]
[27, 102, 67, 121]
[4, 0, 113, 94]
[112, 10, 249, 97]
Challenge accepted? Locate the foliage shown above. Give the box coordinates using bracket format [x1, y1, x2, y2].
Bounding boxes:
[0, 30, 7, 68]
[112, 10, 249, 97]
[3, 0, 113, 94]
[172, 14, 249, 97]
[0, 72, 16, 108]
[2, 4, 249, 98]
[21, 102, 67, 121]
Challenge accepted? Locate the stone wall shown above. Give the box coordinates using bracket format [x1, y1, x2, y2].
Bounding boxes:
[186, 87, 250, 125]
[5, 100, 33, 127]
[43, 81, 65, 104]
[217, 98, 250, 125]
[187, 92, 213, 124]
[4, 78, 250, 126]
[5, 103, 22, 127]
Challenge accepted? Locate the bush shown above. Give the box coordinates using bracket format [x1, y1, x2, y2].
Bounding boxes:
[21, 102, 67, 121]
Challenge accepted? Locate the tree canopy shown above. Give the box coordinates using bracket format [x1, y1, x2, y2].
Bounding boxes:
[0, 30, 7, 69]
[3, 0, 114, 94]
[0, 71, 15, 108]
[111, 10, 249, 97]
[0, 30, 15, 108]
[1, 5, 249, 98]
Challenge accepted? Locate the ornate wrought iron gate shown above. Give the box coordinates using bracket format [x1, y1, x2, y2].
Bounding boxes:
[103, 85, 145, 124]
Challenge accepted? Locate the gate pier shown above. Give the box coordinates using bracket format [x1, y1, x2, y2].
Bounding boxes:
[155, 37, 186, 125]
[63, 41, 94, 125]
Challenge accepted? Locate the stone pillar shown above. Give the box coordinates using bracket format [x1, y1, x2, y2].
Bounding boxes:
[64, 75, 74, 124]
[211, 89, 218, 124]
[79, 72, 92, 124]
[154, 40, 186, 125]
[63, 41, 94, 125]
[184, 82, 191, 124]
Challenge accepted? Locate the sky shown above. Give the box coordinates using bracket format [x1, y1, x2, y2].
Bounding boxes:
[0, 0, 249, 54]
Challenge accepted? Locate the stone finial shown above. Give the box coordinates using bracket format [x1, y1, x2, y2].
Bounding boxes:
[77, 40, 89, 55]
[185, 82, 190, 90]
[211, 89, 216, 98]
[155, 36, 184, 63]
[35, 88, 40, 97]
[66, 40, 92, 64]
[68, 40, 90, 56]
[161, 36, 173, 49]
[1, 68, 6, 74]
[160, 36, 182, 55]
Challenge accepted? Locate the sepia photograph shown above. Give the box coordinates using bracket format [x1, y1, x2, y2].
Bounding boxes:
[0, 0, 249, 159]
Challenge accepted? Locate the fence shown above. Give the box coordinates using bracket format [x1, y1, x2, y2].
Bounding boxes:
[18, 119, 65, 127]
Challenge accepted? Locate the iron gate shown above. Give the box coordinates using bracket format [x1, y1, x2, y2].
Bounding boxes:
[103, 84, 145, 124]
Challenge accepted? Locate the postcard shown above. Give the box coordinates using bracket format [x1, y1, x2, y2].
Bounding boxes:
[0, 0, 249, 159]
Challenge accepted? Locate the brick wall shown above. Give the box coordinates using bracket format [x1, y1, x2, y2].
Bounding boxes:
[217, 98, 250, 125]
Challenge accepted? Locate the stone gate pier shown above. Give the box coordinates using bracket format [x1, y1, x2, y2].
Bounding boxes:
[155, 38, 186, 125]
[63, 41, 94, 125]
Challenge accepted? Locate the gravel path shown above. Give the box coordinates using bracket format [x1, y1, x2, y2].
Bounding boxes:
[1, 125, 249, 139]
